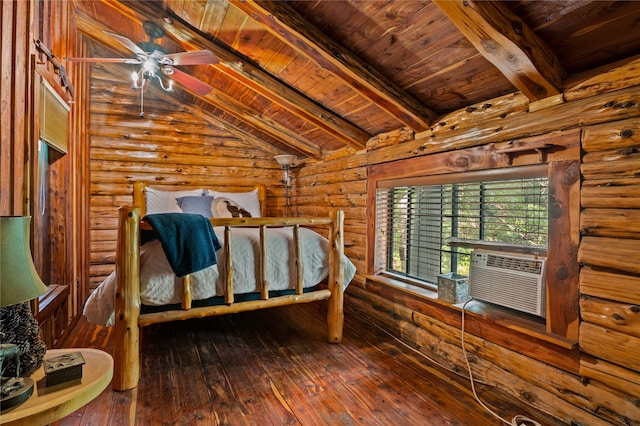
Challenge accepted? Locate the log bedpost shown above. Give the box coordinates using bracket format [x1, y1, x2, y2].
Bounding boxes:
[113, 206, 141, 391]
[132, 181, 147, 216]
[327, 209, 345, 343]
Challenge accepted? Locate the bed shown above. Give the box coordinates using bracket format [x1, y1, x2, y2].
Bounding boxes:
[84, 182, 356, 391]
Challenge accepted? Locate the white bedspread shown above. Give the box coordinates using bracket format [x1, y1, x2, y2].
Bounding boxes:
[83, 226, 356, 326]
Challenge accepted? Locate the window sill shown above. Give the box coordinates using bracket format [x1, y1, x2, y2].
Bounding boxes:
[364, 274, 579, 373]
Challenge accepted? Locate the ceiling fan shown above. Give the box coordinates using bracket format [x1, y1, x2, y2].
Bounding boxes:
[66, 21, 218, 98]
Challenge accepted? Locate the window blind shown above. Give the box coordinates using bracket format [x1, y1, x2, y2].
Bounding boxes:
[376, 174, 548, 284]
[40, 79, 69, 153]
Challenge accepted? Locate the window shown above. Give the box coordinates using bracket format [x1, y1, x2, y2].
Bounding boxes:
[376, 166, 548, 287]
[367, 137, 581, 347]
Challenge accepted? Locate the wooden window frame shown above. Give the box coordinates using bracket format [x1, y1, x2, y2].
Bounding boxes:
[366, 131, 581, 372]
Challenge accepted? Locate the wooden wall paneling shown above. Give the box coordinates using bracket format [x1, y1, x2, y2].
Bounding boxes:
[69, 22, 92, 319]
[0, 0, 31, 216]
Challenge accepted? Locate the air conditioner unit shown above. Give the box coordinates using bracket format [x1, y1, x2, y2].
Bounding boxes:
[469, 250, 546, 317]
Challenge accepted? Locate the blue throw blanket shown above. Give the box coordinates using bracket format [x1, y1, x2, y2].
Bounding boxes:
[142, 213, 221, 278]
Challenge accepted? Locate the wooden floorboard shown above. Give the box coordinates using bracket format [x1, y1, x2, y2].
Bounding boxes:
[53, 301, 565, 425]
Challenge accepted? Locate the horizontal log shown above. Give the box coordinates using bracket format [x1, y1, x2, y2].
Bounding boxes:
[294, 193, 366, 209]
[138, 290, 331, 326]
[90, 147, 278, 168]
[298, 155, 369, 178]
[296, 167, 367, 186]
[581, 117, 640, 153]
[424, 92, 530, 139]
[90, 251, 116, 265]
[580, 354, 640, 395]
[90, 136, 266, 159]
[580, 321, 640, 372]
[90, 178, 274, 197]
[89, 277, 109, 290]
[580, 267, 640, 304]
[367, 127, 415, 150]
[295, 180, 366, 197]
[90, 240, 117, 254]
[90, 170, 277, 189]
[565, 55, 640, 103]
[89, 264, 115, 278]
[580, 296, 640, 338]
[90, 195, 130, 207]
[90, 229, 118, 242]
[368, 85, 640, 166]
[580, 208, 640, 238]
[90, 216, 119, 231]
[295, 205, 366, 219]
[581, 180, 640, 208]
[90, 160, 276, 177]
[89, 116, 242, 142]
[578, 236, 640, 275]
[581, 154, 640, 180]
[368, 130, 580, 181]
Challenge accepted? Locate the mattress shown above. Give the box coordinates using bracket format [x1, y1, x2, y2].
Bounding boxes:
[83, 226, 356, 326]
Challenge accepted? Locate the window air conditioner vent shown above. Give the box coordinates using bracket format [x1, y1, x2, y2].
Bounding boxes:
[469, 250, 546, 317]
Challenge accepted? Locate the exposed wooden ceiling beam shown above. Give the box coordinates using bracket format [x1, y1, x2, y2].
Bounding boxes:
[229, 0, 437, 132]
[434, 0, 565, 101]
[102, 0, 369, 150]
[72, 11, 323, 159]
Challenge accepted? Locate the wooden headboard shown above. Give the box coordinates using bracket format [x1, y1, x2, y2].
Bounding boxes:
[132, 181, 267, 217]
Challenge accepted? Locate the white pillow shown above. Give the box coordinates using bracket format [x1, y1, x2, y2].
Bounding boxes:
[208, 189, 261, 218]
[211, 197, 252, 218]
[145, 187, 205, 214]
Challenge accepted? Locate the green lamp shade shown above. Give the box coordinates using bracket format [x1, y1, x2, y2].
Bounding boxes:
[0, 216, 48, 307]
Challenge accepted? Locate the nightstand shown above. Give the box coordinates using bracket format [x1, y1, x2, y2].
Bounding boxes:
[0, 348, 113, 426]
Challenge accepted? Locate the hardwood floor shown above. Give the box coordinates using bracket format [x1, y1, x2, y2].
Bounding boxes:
[53, 301, 564, 425]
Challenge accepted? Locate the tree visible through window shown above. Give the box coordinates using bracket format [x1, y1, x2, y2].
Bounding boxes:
[377, 175, 548, 286]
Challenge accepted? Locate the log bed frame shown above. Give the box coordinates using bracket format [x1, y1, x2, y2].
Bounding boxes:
[112, 182, 346, 391]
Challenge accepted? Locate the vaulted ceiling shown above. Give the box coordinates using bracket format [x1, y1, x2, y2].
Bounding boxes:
[69, 0, 640, 160]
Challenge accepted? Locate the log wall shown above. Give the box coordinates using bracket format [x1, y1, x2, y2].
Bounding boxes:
[87, 67, 286, 288]
[296, 79, 640, 423]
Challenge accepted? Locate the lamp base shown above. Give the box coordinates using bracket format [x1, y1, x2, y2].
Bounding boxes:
[0, 376, 34, 411]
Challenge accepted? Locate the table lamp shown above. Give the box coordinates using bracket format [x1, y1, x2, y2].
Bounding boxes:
[274, 154, 296, 217]
[1, 216, 48, 410]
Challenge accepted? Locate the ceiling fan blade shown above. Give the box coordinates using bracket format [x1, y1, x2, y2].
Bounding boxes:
[65, 57, 140, 64]
[163, 50, 219, 66]
[104, 30, 147, 57]
[165, 67, 214, 96]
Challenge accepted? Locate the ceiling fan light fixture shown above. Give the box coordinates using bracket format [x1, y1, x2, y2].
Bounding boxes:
[131, 67, 173, 92]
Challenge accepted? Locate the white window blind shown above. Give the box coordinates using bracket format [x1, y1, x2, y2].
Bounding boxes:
[375, 172, 548, 285]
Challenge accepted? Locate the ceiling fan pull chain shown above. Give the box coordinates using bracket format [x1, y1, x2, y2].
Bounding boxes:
[139, 86, 145, 118]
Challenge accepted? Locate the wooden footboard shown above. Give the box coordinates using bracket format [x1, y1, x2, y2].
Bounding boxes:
[112, 206, 346, 391]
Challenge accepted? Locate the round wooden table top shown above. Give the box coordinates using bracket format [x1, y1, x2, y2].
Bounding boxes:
[0, 348, 113, 426]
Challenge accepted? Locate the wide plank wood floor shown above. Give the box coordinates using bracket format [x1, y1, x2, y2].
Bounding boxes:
[53, 301, 564, 425]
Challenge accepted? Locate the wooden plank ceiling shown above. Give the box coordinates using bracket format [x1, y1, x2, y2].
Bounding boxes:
[69, 0, 640, 160]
